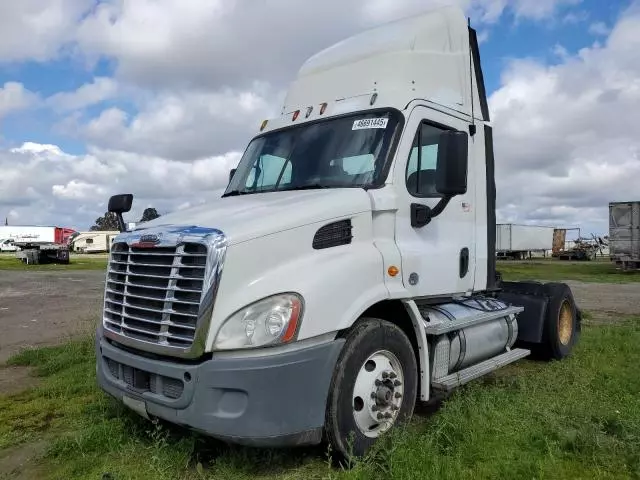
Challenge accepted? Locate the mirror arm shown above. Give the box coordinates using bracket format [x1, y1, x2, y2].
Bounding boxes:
[430, 195, 452, 218]
[410, 195, 452, 228]
[115, 213, 126, 233]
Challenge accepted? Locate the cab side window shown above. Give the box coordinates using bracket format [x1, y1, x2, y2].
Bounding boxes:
[406, 123, 444, 197]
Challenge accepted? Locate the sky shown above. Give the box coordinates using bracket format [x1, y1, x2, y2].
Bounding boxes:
[0, 0, 637, 235]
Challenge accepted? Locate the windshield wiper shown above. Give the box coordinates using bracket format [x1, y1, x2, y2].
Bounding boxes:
[221, 190, 253, 198]
[223, 184, 335, 197]
[277, 184, 335, 192]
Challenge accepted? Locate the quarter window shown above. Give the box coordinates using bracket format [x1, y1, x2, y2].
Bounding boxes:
[406, 123, 444, 197]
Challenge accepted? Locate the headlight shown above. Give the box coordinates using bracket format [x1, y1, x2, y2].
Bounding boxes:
[214, 293, 303, 350]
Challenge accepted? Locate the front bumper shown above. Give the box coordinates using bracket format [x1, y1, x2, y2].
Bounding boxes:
[96, 328, 345, 447]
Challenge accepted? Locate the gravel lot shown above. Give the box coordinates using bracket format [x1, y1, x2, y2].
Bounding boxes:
[0, 270, 105, 363]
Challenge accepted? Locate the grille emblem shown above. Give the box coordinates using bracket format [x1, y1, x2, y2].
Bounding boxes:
[132, 233, 161, 248]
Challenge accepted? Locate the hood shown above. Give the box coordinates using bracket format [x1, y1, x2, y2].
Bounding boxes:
[135, 189, 372, 245]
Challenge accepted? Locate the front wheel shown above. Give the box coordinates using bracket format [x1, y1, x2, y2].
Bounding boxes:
[325, 318, 417, 460]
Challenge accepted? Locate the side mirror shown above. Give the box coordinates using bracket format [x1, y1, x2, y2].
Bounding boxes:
[229, 168, 237, 184]
[435, 130, 468, 196]
[108, 194, 133, 214]
[108, 194, 133, 233]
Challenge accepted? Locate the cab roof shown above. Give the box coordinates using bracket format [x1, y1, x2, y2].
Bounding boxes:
[279, 5, 489, 124]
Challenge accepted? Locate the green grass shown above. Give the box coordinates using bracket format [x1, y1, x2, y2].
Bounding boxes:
[0, 253, 107, 271]
[498, 258, 640, 283]
[1, 319, 638, 479]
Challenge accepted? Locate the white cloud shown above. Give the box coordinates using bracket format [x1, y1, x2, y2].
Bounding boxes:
[477, 30, 491, 43]
[72, 0, 579, 91]
[47, 77, 119, 112]
[78, 84, 281, 161]
[0, 142, 240, 230]
[0, 0, 92, 62]
[589, 21, 610, 36]
[489, 2, 640, 234]
[0, 82, 38, 119]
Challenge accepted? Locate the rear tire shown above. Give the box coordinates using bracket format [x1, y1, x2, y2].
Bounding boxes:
[538, 283, 580, 360]
[325, 318, 417, 460]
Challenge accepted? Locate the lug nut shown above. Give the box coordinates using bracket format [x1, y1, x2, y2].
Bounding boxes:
[375, 379, 382, 386]
[391, 405, 399, 411]
[394, 380, 402, 387]
[382, 371, 389, 379]
[389, 372, 397, 379]
[372, 405, 379, 411]
[384, 412, 392, 419]
[395, 392, 402, 399]
[377, 413, 384, 420]
[371, 392, 376, 399]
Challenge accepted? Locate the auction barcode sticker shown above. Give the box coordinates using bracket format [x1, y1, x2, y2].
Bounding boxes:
[352, 117, 389, 130]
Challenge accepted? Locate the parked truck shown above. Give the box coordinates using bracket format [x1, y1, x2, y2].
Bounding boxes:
[0, 225, 77, 264]
[496, 224, 555, 259]
[95, 6, 581, 460]
[609, 201, 640, 270]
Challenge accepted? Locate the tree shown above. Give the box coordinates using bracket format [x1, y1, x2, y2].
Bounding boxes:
[90, 212, 120, 231]
[140, 207, 160, 223]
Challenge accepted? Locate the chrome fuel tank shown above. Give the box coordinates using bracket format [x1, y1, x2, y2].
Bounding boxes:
[422, 298, 520, 375]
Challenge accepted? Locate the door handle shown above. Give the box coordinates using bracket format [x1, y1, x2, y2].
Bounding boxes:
[460, 247, 469, 278]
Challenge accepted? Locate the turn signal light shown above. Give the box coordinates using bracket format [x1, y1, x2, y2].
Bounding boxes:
[292, 110, 300, 121]
[388, 266, 399, 277]
[320, 102, 328, 114]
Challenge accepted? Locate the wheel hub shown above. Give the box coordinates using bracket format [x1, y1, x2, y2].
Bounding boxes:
[558, 300, 573, 345]
[352, 350, 404, 438]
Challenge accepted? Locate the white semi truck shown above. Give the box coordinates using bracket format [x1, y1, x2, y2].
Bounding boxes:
[96, 6, 581, 459]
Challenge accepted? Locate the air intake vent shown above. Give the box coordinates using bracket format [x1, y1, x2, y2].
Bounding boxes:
[313, 220, 353, 250]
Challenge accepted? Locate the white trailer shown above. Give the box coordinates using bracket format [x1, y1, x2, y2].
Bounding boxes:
[72, 231, 119, 254]
[496, 224, 555, 259]
[0, 226, 57, 243]
[95, 7, 581, 461]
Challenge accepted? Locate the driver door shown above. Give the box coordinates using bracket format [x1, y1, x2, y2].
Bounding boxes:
[394, 106, 476, 298]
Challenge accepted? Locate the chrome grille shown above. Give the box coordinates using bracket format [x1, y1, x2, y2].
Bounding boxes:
[104, 242, 207, 349]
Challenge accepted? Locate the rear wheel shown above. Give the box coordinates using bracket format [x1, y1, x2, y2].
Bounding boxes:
[538, 283, 580, 360]
[325, 318, 417, 460]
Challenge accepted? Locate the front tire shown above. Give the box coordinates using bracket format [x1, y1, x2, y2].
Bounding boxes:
[325, 318, 417, 460]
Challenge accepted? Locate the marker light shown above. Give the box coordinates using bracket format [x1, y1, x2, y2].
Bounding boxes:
[260, 119, 268, 131]
[388, 266, 399, 277]
[320, 102, 328, 115]
[292, 110, 300, 121]
[305, 106, 313, 118]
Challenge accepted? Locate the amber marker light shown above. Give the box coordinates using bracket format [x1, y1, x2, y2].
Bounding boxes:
[388, 266, 399, 277]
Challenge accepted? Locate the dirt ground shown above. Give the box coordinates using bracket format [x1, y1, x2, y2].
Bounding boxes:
[0, 270, 105, 363]
[565, 280, 640, 323]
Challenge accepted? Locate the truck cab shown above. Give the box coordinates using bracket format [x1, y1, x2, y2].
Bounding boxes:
[96, 6, 580, 459]
[0, 239, 18, 252]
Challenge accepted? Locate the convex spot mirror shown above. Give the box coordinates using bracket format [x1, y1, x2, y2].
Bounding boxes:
[108, 194, 133, 214]
[435, 130, 468, 196]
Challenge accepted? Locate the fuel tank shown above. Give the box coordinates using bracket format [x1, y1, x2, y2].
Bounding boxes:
[422, 298, 519, 373]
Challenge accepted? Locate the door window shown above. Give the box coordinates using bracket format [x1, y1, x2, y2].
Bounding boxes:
[406, 123, 445, 197]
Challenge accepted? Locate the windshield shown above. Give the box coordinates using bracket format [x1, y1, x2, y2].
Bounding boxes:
[224, 110, 402, 196]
